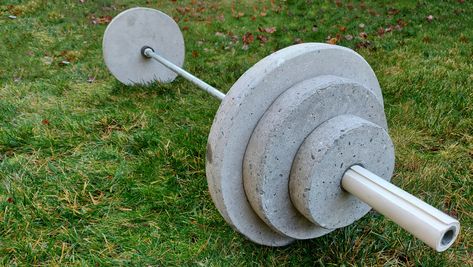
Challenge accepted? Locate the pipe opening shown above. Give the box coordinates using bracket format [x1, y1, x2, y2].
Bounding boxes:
[441, 229, 455, 246]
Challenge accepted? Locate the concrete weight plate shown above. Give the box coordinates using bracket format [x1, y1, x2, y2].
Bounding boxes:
[103, 7, 185, 85]
[290, 114, 395, 229]
[243, 75, 387, 239]
[206, 43, 383, 246]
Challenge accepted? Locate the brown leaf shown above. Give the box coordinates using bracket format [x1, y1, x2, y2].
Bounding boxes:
[42, 119, 50, 125]
[182, 26, 189, 31]
[397, 19, 408, 27]
[355, 40, 372, 49]
[387, 8, 400, 15]
[192, 51, 199, 57]
[339, 26, 347, 32]
[327, 37, 338, 45]
[294, 38, 303, 44]
[259, 27, 276, 34]
[257, 35, 268, 44]
[377, 27, 385, 36]
[91, 15, 112, 25]
[242, 32, 254, 45]
[359, 32, 368, 39]
[260, 12, 267, 17]
[7, 197, 13, 203]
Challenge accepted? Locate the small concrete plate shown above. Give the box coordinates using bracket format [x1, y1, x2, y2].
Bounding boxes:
[103, 7, 185, 85]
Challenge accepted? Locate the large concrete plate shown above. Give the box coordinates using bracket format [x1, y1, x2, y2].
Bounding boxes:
[206, 43, 383, 246]
[103, 7, 185, 85]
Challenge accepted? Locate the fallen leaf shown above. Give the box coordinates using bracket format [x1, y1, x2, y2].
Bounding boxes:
[257, 35, 268, 44]
[358, 23, 365, 29]
[7, 197, 13, 203]
[259, 27, 276, 34]
[426, 15, 434, 22]
[327, 37, 338, 44]
[260, 12, 267, 17]
[242, 32, 254, 45]
[192, 50, 199, 57]
[387, 8, 400, 15]
[294, 38, 303, 44]
[87, 76, 95, 83]
[182, 26, 189, 31]
[91, 15, 112, 25]
[359, 32, 368, 39]
[344, 34, 353, 41]
[377, 27, 385, 36]
[339, 26, 347, 32]
[397, 19, 408, 27]
[355, 40, 372, 49]
[42, 119, 50, 125]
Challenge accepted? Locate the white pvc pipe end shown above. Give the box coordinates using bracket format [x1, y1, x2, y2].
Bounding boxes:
[342, 165, 460, 252]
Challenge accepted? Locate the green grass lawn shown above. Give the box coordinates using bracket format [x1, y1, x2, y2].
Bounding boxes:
[0, 0, 472, 265]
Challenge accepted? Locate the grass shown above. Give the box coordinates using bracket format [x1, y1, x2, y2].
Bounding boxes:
[0, 0, 472, 265]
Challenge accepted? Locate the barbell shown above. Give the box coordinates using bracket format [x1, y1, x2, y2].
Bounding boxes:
[102, 7, 460, 252]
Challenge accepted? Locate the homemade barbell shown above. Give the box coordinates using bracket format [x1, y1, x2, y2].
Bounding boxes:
[102, 7, 460, 252]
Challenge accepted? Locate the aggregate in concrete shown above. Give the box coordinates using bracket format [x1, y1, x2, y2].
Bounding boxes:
[206, 43, 384, 246]
[290, 115, 395, 229]
[103, 7, 185, 85]
[243, 75, 387, 239]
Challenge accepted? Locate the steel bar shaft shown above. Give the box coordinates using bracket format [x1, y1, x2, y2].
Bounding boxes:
[143, 48, 226, 101]
[342, 165, 460, 252]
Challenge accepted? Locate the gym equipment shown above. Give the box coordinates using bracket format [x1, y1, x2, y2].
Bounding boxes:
[102, 7, 460, 252]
